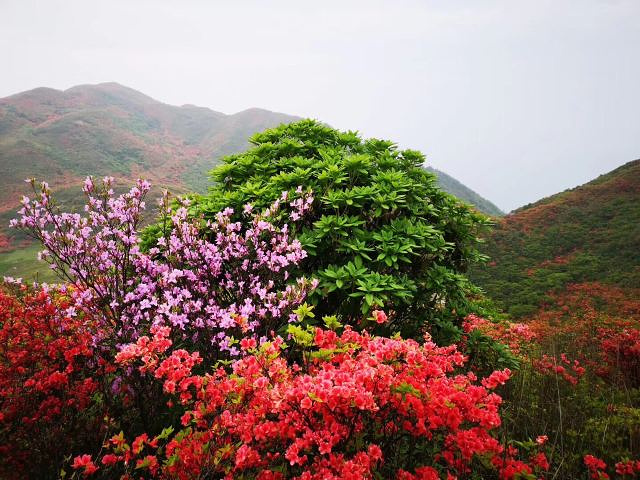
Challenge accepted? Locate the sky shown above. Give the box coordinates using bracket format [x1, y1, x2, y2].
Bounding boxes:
[1, 0, 639, 212]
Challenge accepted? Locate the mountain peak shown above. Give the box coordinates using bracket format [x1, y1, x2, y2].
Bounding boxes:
[64, 82, 158, 106]
[2, 86, 65, 104]
[0, 83, 301, 214]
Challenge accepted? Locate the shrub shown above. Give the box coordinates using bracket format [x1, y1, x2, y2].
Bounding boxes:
[0, 287, 106, 479]
[79, 323, 546, 480]
[598, 327, 640, 387]
[186, 120, 489, 340]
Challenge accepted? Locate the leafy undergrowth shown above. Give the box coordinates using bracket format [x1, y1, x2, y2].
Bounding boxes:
[468, 282, 640, 479]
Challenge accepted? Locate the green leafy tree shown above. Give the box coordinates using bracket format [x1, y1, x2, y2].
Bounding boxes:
[186, 120, 489, 339]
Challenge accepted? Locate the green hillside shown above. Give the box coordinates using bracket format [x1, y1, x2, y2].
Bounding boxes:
[470, 159, 640, 317]
[426, 167, 503, 216]
[0, 83, 299, 213]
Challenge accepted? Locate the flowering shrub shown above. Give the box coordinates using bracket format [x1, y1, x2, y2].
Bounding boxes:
[0, 288, 106, 479]
[463, 314, 536, 356]
[76, 324, 546, 479]
[597, 327, 640, 387]
[12, 178, 315, 357]
[532, 353, 586, 386]
[585, 455, 610, 480]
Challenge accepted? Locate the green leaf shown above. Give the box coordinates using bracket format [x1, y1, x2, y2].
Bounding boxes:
[322, 315, 342, 330]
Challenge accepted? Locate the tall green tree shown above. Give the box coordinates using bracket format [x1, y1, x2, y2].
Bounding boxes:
[188, 120, 489, 339]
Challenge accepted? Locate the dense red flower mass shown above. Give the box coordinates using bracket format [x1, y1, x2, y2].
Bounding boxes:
[97, 325, 544, 479]
[585, 455, 609, 480]
[0, 288, 105, 478]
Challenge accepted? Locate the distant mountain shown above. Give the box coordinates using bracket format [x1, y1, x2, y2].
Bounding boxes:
[0, 82, 502, 215]
[470, 159, 640, 317]
[425, 167, 503, 216]
[0, 82, 299, 212]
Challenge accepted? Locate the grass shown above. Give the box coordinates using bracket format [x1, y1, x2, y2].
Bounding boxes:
[0, 244, 58, 283]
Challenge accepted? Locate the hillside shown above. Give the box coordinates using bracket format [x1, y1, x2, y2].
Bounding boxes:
[426, 167, 503, 216]
[0, 83, 299, 212]
[470, 159, 640, 317]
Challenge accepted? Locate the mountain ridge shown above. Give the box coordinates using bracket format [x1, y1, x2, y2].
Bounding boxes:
[425, 166, 503, 217]
[0, 82, 300, 213]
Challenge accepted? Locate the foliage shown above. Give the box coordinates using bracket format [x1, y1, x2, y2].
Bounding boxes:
[188, 119, 489, 340]
[0, 177, 534, 480]
[489, 283, 640, 479]
[471, 159, 640, 318]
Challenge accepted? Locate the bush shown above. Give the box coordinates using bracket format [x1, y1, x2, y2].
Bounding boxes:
[12, 177, 315, 358]
[186, 120, 489, 340]
[0, 287, 106, 479]
[79, 323, 545, 480]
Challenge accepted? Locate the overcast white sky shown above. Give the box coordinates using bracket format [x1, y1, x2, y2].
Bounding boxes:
[1, 0, 639, 211]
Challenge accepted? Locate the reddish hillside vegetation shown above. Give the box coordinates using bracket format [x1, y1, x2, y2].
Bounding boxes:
[471, 159, 640, 317]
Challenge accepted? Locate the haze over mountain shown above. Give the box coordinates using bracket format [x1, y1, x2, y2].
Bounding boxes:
[471, 159, 640, 317]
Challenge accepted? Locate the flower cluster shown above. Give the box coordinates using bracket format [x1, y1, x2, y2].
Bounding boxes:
[614, 459, 640, 476]
[582, 455, 640, 479]
[533, 353, 586, 385]
[86, 324, 545, 479]
[0, 288, 106, 478]
[12, 177, 315, 356]
[463, 314, 536, 356]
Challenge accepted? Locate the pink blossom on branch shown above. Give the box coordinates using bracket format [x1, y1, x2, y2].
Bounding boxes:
[12, 177, 316, 356]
